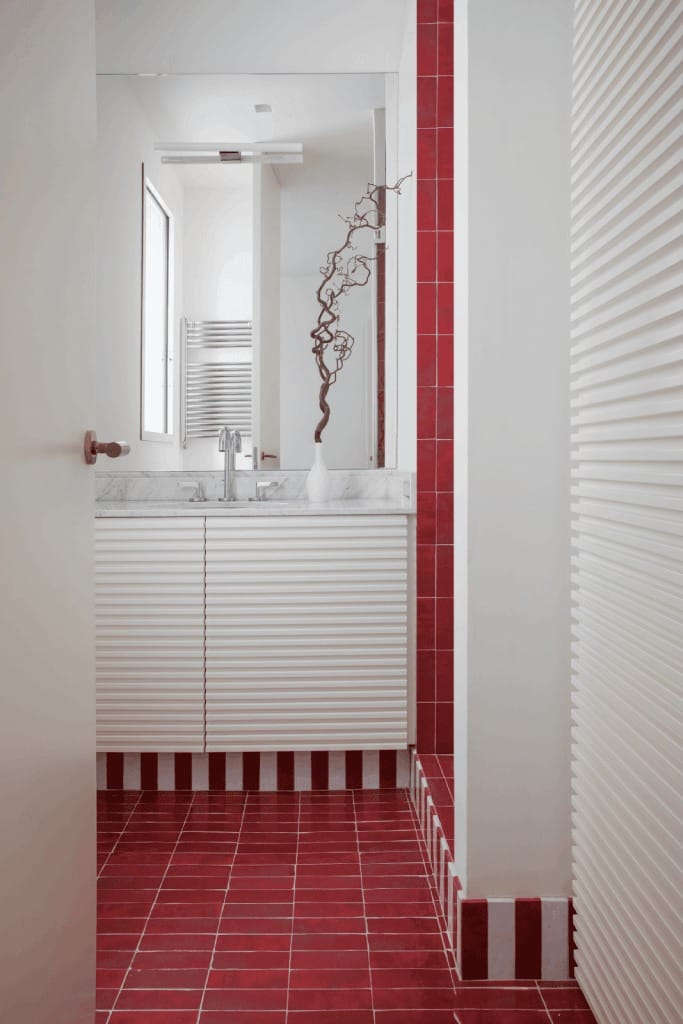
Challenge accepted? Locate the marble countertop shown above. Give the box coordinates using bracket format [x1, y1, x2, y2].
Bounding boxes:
[95, 498, 414, 518]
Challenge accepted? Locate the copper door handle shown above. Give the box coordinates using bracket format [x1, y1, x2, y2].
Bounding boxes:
[84, 430, 131, 465]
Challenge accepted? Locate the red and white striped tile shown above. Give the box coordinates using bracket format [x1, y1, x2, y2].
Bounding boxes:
[97, 749, 411, 792]
[457, 892, 574, 980]
[409, 750, 575, 980]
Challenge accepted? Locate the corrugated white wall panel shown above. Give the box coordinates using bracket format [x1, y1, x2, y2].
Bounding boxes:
[570, 2, 683, 1022]
[95, 518, 205, 751]
[205, 515, 409, 751]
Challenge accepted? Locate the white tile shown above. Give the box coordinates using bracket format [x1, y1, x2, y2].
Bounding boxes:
[192, 753, 209, 791]
[541, 898, 569, 979]
[487, 898, 516, 980]
[260, 752, 277, 791]
[157, 752, 175, 791]
[294, 751, 311, 790]
[123, 753, 140, 791]
[396, 749, 410, 788]
[448, 863, 458, 948]
[226, 752, 243, 791]
[328, 751, 346, 790]
[362, 750, 379, 789]
[431, 811, 440, 867]
[439, 838, 448, 910]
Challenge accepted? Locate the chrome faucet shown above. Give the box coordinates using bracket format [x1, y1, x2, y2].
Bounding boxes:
[218, 427, 242, 501]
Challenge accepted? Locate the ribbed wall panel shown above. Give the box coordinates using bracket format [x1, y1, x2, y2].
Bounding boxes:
[570, 3, 683, 1022]
[205, 515, 409, 751]
[96, 518, 205, 751]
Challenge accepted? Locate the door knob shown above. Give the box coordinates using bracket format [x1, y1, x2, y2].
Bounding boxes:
[84, 430, 131, 465]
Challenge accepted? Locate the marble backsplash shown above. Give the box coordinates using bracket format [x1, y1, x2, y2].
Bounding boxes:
[95, 469, 415, 507]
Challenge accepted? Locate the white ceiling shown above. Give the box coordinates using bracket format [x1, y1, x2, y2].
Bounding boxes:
[96, 0, 413, 75]
[126, 73, 390, 190]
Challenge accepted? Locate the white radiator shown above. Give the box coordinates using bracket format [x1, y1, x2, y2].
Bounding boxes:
[205, 515, 409, 751]
[570, 1, 683, 1021]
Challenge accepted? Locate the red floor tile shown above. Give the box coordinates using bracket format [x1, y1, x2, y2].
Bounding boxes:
[97, 788, 597, 1024]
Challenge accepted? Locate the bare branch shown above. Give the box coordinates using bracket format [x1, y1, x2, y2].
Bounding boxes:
[310, 175, 411, 442]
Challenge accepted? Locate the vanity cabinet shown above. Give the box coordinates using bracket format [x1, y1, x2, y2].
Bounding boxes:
[96, 513, 409, 752]
[205, 515, 409, 751]
[95, 518, 205, 751]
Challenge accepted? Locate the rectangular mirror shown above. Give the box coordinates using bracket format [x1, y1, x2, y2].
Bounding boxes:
[98, 72, 403, 470]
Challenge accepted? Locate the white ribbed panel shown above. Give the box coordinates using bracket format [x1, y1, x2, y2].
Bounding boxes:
[205, 516, 409, 751]
[570, 3, 683, 1022]
[95, 518, 205, 751]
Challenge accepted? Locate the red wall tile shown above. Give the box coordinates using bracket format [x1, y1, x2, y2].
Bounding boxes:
[416, 0, 453, 754]
[515, 899, 543, 978]
[174, 753, 192, 790]
[140, 752, 158, 790]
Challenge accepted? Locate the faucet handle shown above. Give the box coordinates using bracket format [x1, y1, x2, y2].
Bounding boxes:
[181, 481, 206, 502]
[256, 481, 276, 502]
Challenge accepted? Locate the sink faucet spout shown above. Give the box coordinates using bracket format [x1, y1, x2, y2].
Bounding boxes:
[218, 427, 242, 501]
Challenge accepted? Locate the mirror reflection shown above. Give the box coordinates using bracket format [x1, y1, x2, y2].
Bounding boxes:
[97, 73, 401, 470]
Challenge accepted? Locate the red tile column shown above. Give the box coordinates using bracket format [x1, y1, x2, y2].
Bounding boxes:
[417, 0, 453, 754]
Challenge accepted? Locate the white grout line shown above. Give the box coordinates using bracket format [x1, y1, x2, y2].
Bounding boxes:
[284, 790, 302, 1022]
[536, 979, 557, 1022]
[352, 788, 376, 1024]
[104, 791, 197, 1024]
[195, 790, 250, 1024]
[97, 791, 143, 879]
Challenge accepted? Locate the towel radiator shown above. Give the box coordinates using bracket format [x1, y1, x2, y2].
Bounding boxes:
[181, 318, 253, 446]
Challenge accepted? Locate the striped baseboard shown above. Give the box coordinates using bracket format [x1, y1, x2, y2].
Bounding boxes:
[409, 751, 575, 980]
[457, 893, 576, 981]
[97, 749, 411, 792]
[409, 751, 460, 948]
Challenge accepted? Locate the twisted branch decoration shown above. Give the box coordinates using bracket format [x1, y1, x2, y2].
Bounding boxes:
[311, 175, 411, 442]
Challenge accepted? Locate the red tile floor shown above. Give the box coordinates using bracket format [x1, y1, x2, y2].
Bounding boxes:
[97, 788, 596, 1024]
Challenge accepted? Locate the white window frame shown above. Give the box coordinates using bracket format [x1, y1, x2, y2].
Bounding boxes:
[140, 168, 175, 444]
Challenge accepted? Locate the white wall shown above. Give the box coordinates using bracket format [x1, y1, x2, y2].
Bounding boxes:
[183, 182, 253, 319]
[181, 178, 253, 470]
[96, 0, 411, 75]
[454, 0, 573, 897]
[395, 0, 417, 472]
[0, 1, 96, 1020]
[280, 185, 374, 469]
[97, 76, 184, 470]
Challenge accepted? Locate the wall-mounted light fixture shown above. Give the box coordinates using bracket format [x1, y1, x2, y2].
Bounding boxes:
[155, 141, 302, 165]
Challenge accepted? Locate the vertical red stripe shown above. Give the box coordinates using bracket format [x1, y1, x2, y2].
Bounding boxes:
[277, 752, 294, 790]
[174, 753, 192, 790]
[106, 753, 123, 790]
[209, 752, 226, 791]
[379, 750, 397, 789]
[310, 751, 329, 791]
[242, 752, 260, 791]
[140, 753, 158, 790]
[345, 751, 363, 789]
[515, 898, 542, 978]
[568, 896, 575, 978]
[415, 0, 454, 756]
[460, 899, 488, 979]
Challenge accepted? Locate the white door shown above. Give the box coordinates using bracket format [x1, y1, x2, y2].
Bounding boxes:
[0, 2, 97, 1022]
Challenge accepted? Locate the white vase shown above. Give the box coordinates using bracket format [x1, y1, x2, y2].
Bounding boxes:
[306, 441, 331, 502]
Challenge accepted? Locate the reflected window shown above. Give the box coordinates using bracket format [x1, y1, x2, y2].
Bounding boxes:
[141, 174, 174, 440]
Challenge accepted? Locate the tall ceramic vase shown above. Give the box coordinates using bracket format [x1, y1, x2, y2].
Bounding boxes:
[306, 441, 331, 502]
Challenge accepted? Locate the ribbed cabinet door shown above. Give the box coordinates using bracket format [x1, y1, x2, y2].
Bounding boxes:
[570, 1, 683, 1020]
[205, 515, 409, 751]
[96, 518, 205, 751]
